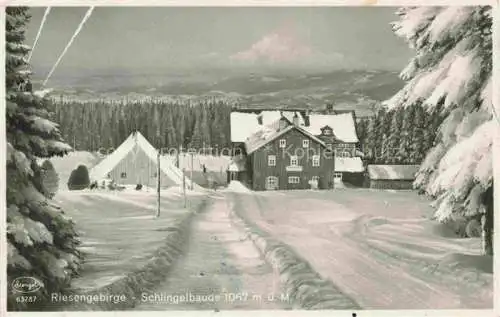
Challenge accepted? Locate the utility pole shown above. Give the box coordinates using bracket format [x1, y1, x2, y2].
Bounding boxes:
[182, 168, 187, 208]
[332, 148, 336, 190]
[156, 125, 161, 217]
[176, 146, 180, 168]
[190, 151, 194, 190]
[156, 149, 161, 218]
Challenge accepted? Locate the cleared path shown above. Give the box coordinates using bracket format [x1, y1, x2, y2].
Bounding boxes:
[135, 193, 291, 310]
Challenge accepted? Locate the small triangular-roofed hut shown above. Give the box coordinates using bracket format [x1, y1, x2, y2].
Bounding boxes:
[90, 131, 197, 189]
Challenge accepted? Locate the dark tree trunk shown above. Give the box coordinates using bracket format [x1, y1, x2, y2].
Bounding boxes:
[481, 184, 494, 256]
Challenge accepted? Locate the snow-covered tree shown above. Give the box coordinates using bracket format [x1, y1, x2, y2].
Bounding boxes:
[6, 7, 82, 310]
[189, 109, 204, 150]
[361, 118, 377, 161]
[398, 104, 416, 163]
[385, 109, 404, 163]
[40, 160, 59, 198]
[409, 104, 427, 164]
[385, 6, 493, 254]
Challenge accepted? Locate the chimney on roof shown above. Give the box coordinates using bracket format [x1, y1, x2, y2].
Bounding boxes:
[326, 103, 333, 113]
[304, 109, 310, 127]
[257, 113, 263, 125]
[278, 117, 288, 131]
[292, 112, 300, 126]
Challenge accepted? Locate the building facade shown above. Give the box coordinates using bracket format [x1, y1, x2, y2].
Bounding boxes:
[247, 125, 334, 191]
[229, 110, 365, 191]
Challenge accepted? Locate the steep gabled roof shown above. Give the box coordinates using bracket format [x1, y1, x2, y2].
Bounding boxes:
[230, 110, 304, 142]
[305, 113, 359, 143]
[245, 119, 327, 155]
[231, 110, 360, 144]
[90, 131, 201, 189]
[230, 112, 261, 143]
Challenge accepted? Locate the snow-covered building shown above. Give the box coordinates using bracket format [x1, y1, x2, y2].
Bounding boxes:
[365, 164, 420, 190]
[229, 110, 365, 190]
[90, 131, 197, 189]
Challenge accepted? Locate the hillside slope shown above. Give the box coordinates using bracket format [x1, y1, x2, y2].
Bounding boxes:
[36, 69, 403, 116]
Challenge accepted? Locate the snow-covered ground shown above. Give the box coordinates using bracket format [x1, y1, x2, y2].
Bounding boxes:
[227, 186, 493, 309]
[222, 181, 251, 193]
[55, 188, 206, 292]
[163, 154, 230, 187]
[135, 194, 290, 310]
[42, 151, 103, 189]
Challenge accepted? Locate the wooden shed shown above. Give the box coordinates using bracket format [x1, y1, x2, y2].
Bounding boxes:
[366, 164, 420, 190]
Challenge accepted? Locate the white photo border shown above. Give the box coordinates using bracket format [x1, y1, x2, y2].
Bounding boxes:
[0, 1, 498, 316]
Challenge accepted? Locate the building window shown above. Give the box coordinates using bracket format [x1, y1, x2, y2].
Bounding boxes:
[120, 172, 127, 178]
[302, 139, 309, 148]
[290, 155, 298, 166]
[268, 155, 276, 166]
[312, 155, 320, 167]
[266, 176, 279, 189]
[279, 139, 286, 148]
[335, 150, 350, 158]
[288, 176, 300, 184]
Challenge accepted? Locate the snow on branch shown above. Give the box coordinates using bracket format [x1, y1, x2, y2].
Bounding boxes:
[427, 7, 475, 46]
[26, 115, 60, 135]
[7, 142, 34, 177]
[429, 120, 493, 199]
[392, 7, 441, 49]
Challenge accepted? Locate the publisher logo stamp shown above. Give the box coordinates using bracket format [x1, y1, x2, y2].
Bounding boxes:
[11, 277, 44, 294]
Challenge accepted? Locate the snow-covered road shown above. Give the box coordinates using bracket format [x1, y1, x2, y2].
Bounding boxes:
[228, 189, 493, 309]
[135, 193, 291, 310]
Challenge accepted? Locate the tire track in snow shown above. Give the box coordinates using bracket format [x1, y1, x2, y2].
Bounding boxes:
[344, 214, 492, 308]
[235, 192, 476, 309]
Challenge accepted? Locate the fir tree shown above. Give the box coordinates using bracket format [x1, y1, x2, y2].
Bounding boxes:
[200, 104, 212, 153]
[40, 160, 59, 199]
[189, 109, 203, 150]
[164, 106, 177, 149]
[398, 104, 417, 164]
[410, 104, 427, 164]
[6, 7, 81, 310]
[385, 6, 493, 254]
[385, 109, 404, 163]
[362, 118, 377, 163]
[67, 165, 90, 190]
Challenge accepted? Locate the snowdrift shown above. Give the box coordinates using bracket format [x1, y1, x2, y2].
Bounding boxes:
[226, 192, 360, 309]
[224, 181, 252, 193]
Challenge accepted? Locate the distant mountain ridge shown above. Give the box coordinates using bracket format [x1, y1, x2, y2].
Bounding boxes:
[35, 68, 404, 116]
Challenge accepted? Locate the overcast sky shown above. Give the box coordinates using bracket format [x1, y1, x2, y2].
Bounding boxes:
[25, 7, 413, 75]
